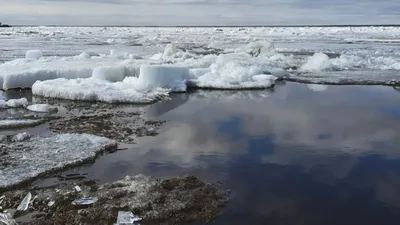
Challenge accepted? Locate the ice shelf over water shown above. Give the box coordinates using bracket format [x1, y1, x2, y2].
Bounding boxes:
[1, 27, 400, 101]
[0, 133, 117, 189]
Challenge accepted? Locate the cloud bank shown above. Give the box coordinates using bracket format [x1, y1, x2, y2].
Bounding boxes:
[0, 0, 399, 26]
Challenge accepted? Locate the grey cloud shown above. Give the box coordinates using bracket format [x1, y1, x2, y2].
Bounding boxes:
[0, 0, 399, 25]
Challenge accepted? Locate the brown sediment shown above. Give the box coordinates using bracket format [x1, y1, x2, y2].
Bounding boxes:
[1, 175, 229, 225]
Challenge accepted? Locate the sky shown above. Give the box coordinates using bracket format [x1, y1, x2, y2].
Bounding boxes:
[0, 0, 399, 26]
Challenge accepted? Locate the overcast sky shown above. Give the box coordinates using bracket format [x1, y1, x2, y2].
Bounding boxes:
[0, 0, 399, 26]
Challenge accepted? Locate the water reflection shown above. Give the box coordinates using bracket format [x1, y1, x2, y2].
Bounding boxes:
[73, 82, 400, 224]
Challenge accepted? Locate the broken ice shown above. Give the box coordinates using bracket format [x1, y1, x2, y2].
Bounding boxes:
[17, 192, 32, 211]
[72, 197, 98, 206]
[116, 211, 142, 224]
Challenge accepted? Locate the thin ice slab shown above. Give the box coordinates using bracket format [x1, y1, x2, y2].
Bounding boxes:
[0, 133, 117, 189]
[0, 119, 44, 129]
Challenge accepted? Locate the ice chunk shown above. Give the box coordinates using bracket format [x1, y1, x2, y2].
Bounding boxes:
[0, 133, 117, 188]
[116, 211, 142, 224]
[4, 98, 28, 108]
[73, 52, 91, 60]
[189, 68, 211, 78]
[32, 77, 170, 104]
[26, 104, 58, 113]
[189, 53, 276, 89]
[74, 185, 82, 192]
[0, 54, 143, 90]
[138, 65, 189, 92]
[12, 132, 31, 142]
[270, 68, 288, 77]
[47, 201, 55, 207]
[0, 119, 44, 129]
[72, 197, 98, 206]
[92, 67, 126, 82]
[301, 53, 330, 71]
[0, 213, 17, 225]
[163, 44, 179, 58]
[17, 192, 32, 211]
[235, 41, 275, 57]
[25, 50, 43, 60]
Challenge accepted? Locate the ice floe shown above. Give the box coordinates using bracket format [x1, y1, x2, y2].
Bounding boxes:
[0, 30, 399, 100]
[0, 133, 117, 189]
[0, 119, 44, 129]
[32, 77, 170, 103]
[26, 104, 58, 113]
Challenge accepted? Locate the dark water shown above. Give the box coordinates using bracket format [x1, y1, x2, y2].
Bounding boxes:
[41, 82, 400, 224]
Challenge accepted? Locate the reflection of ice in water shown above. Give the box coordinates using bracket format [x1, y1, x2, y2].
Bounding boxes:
[307, 84, 328, 92]
[142, 93, 189, 117]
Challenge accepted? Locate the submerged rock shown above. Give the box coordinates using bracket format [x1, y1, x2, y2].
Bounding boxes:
[1, 175, 229, 225]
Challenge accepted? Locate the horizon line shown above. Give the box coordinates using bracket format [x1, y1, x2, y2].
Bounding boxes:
[7, 24, 400, 28]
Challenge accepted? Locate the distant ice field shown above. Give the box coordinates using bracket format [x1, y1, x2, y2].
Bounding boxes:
[0, 26, 400, 102]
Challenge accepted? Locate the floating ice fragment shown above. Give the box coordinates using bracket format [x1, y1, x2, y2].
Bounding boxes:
[47, 201, 55, 207]
[116, 211, 142, 224]
[72, 197, 98, 206]
[0, 133, 116, 189]
[17, 192, 32, 211]
[25, 50, 42, 60]
[26, 104, 58, 113]
[2, 98, 28, 108]
[74, 185, 82, 192]
[12, 132, 31, 142]
[0, 119, 43, 129]
[0, 213, 17, 225]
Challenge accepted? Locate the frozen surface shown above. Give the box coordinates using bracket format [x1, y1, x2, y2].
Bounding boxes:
[26, 104, 58, 113]
[32, 77, 170, 103]
[1, 26, 400, 88]
[0, 133, 117, 188]
[0, 119, 44, 129]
